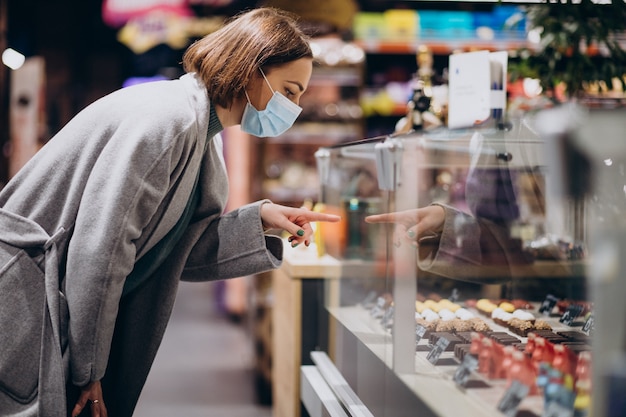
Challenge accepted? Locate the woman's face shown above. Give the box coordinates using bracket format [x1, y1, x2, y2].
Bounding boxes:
[247, 57, 313, 110]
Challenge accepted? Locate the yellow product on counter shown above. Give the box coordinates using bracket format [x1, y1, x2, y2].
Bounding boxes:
[312, 202, 346, 259]
[415, 301, 425, 313]
[312, 202, 326, 258]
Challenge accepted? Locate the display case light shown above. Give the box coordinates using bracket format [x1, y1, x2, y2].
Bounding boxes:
[2, 48, 25, 70]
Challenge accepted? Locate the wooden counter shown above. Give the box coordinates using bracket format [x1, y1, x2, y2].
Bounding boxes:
[272, 241, 341, 417]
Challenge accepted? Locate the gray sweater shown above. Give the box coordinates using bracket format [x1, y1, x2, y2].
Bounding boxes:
[0, 73, 283, 417]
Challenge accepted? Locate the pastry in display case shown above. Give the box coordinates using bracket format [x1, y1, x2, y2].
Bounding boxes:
[307, 113, 602, 417]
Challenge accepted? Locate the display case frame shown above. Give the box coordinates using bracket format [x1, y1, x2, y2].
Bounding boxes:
[302, 114, 597, 417]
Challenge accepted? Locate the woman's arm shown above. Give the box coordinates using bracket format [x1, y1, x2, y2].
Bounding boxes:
[181, 201, 340, 282]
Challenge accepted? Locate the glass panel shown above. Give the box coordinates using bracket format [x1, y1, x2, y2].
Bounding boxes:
[318, 113, 594, 417]
[316, 135, 393, 416]
[537, 106, 626, 417]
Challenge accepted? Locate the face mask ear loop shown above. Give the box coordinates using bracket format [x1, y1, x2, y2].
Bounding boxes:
[259, 68, 275, 93]
[244, 68, 272, 107]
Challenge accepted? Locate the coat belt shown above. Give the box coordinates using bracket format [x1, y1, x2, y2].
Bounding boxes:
[0, 208, 67, 417]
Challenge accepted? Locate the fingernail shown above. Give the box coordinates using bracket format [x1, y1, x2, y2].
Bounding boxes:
[407, 230, 416, 238]
[292, 242, 299, 248]
[297, 229, 305, 237]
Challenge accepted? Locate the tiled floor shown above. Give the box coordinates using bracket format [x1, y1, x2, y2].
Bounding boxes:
[133, 280, 272, 417]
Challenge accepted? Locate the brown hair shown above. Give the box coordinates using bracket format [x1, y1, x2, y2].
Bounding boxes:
[182, 7, 312, 108]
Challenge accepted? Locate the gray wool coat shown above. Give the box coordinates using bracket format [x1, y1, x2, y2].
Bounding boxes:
[0, 73, 284, 417]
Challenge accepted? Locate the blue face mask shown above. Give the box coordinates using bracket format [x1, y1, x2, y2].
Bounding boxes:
[241, 68, 303, 137]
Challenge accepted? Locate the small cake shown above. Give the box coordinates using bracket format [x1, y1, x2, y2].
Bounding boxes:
[435, 320, 456, 332]
[468, 318, 491, 332]
[455, 308, 475, 321]
[499, 302, 516, 313]
[438, 308, 456, 321]
[415, 318, 438, 338]
[438, 299, 461, 312]
[476, 298, 498, 316]
[421, 308, 440, 322]
[512, 309, 536, 322]
[511, 299, 534, 310]
[464, 299, 478, 308]
[427, 293, 443, 302]
[533, 319, 553, 331]
[491, 308, 514, 326]
[423, 299, 440, 312]
[509, 318, 535, 337]
[452, 319, 475, 333]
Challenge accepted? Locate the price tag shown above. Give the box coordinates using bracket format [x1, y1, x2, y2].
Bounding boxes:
[497, 380, 530, 417]
[539, 294, 559, 315]
[370, 297, 386, 319]
[382, 306, 394, 328]
[427, 337, 450, 365]
[559, 304, 584, 326]
[415, 325, 427, 348]
[453, 354, 478, 388]
[360, 291, 378, 308]
[582, 313, 594, 335]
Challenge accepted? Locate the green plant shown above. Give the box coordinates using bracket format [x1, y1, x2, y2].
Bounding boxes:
[509, 1, 626, 100]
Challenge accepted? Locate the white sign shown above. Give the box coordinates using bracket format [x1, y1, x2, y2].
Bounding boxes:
[447, 50, 491, 129]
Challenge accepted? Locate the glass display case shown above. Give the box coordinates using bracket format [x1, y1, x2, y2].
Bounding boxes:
[536, 105, 626, 417]
[303, 112, 606, 417]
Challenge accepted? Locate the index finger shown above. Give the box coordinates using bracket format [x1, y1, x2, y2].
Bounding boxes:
[300, 212, 341, 223]
[72, 398, 88, 417]
[364, 213, 397, 223]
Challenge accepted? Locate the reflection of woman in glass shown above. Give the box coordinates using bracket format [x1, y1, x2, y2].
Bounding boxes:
[365, 202, 531, 281]
[365, 132, 543, 281]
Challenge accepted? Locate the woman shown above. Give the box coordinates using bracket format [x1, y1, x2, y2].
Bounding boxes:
[0, 7, 339, 417]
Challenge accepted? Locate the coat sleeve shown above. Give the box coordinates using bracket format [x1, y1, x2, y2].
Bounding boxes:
[417, 204, 483, 277]
[181, 200, 284, 282]
[64, 108, 199, 387]
[417, 203, 530, 282]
